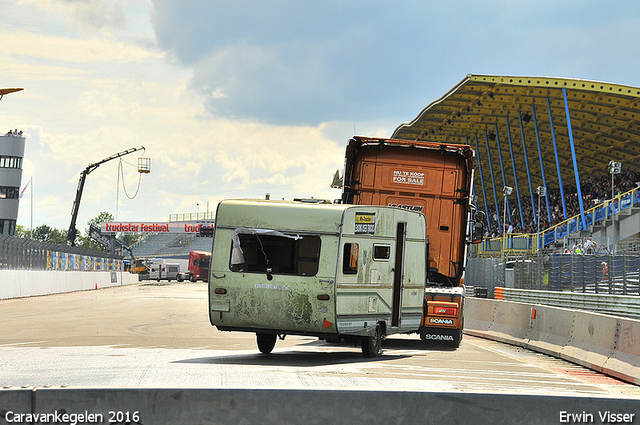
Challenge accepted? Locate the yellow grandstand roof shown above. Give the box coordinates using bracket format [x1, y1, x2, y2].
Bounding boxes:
[392, 74, 640, 206]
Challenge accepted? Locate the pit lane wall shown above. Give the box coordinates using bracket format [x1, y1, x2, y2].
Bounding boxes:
[464, 297, 640, 385]
[0, 270, 139, 299]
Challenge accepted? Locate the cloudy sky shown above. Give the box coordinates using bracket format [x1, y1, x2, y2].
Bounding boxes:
[3, 0, 640, 235]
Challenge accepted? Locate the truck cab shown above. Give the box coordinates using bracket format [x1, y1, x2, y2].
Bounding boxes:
[177, 250, 211, 282]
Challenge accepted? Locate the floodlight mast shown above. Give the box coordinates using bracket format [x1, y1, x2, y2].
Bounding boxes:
[67, 146, 146, 246]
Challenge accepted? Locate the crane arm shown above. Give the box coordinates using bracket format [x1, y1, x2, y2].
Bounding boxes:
[67, 146, 146, 246]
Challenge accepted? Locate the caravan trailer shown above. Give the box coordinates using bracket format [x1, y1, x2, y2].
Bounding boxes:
[208, 199, 438, 357]
[149, 262, 180, 282]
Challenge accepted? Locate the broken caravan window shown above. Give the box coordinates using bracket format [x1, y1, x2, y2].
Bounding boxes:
[229, 227, 321, 276]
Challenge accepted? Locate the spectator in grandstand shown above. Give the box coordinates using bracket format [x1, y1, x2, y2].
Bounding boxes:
[478, 168, 640, 236]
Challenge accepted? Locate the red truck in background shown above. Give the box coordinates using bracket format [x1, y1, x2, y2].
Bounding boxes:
[177, 250, 211, 282]
[340, 136, 484, 346]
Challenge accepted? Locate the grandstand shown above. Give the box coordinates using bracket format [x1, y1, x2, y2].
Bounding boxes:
[393, 74, 640, 247]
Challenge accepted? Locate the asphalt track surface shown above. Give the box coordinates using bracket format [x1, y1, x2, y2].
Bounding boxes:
[1, 282, 639, 398]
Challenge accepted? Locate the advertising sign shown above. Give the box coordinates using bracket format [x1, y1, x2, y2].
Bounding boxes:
[101, 222, 213, 234]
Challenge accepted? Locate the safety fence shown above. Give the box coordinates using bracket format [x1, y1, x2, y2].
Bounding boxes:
[465, 251, 640, 299]
[0, 234, 124, 271]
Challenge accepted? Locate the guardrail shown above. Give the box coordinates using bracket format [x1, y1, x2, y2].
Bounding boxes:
[168, 211, 215, 222]
[494, 287, 640, 320]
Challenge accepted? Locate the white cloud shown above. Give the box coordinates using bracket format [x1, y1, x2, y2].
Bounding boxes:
[0, 29, 162, 63]
[203, 121, 343, 188]
[19, 0, 129, 33]
[0, 60, 89, 81]
[67, 0, 127, 33]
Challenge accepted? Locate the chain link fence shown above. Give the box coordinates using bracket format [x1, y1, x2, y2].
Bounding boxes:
[0, 234, 124, 271]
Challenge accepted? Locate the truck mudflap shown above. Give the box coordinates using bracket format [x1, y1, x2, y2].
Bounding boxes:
[420, 285, 465, 347]
[419, 326, 463, 346]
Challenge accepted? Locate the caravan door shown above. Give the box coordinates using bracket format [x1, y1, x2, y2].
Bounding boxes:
[391, 222, 406, 327]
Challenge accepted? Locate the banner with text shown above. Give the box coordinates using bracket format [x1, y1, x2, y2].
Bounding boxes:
[101, 222, 213, 234]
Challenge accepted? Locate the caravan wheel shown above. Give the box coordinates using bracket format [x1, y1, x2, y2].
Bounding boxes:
[361, 324, 383, 357]
[256, 333, 277, 354]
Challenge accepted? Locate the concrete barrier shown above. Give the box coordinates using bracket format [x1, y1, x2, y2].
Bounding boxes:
[0, 389, 31, 425]
[0, 270, 139, 299]
[560, 311, 619, 374]
[525, 305, 577, 358]
[604, 318, 640, 384]
[1, 388, 639, 425]
[463, 297, 494, 333]
[465, 298, 640, 385]
[489, 299, 533, 341]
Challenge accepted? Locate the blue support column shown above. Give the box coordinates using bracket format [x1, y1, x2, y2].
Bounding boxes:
[506, 117, 524, 230]
[547, 96, 568, 220]
[562, 88, 588, 230]
[532, 104, 552, 223]
[518, 111, 537, 226]
[473, 134, 491, 233]
[494, 124, 511, 223]
[485, 130, 502, 234]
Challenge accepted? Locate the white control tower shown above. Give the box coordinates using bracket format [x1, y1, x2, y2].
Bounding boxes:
[0, 88, 25, 235]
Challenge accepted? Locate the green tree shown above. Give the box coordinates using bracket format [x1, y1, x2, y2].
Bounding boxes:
[88, 211, 114, 229]
[14, 225, 31, 238]
[76, 211, 115, 251]
[76, 231, 104, 251]
[32, 224, 66, 244]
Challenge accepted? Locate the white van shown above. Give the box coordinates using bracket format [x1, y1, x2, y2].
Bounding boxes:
[149, 262, 180, 282]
